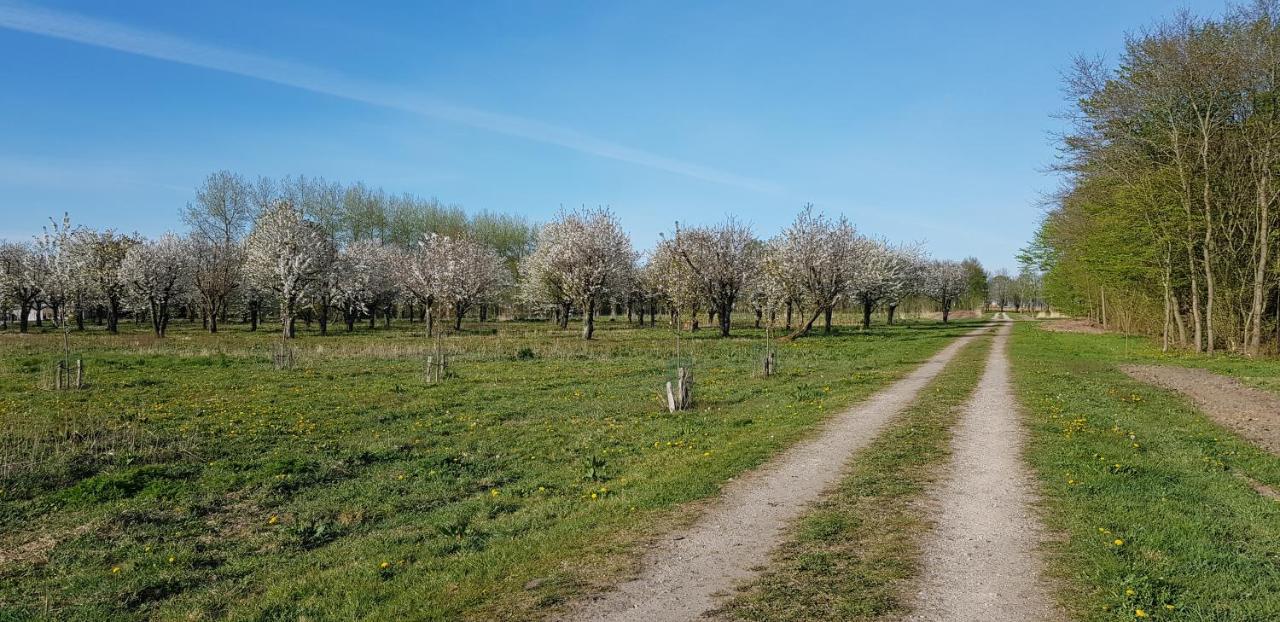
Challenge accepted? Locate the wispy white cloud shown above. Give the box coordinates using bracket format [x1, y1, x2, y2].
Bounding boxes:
[0, 2, 780, 193]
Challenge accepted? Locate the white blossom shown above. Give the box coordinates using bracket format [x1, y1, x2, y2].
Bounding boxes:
[520, 208, 634, 339]
[244, 201, 337, 338]
[120, 234, 193, 336]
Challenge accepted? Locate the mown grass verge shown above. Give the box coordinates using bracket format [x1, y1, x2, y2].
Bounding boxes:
[715, 328, 993, 621]
[1010, 322, 1280, 621]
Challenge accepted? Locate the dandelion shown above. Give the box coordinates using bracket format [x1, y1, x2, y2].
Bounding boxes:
[267, 514, 279, 525]
[490, 489, 500, 497]
[591, 493, 598, 499]
[380, 561, 390, 569]
[167, 556, 175, 564]
[1135, 609, 1147, 618]
[111, 566, 121, 574]
[1125, 588, 1135, 596]
[1114, 538, 1124, 546]
[1165, 605, 1174, 610]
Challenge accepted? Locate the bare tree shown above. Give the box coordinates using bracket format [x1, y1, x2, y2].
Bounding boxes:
[184, 171, 254, 333]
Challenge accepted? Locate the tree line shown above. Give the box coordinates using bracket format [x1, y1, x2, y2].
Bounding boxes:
[1026, 2, 1280, 354]
[1, 170, 981, 340]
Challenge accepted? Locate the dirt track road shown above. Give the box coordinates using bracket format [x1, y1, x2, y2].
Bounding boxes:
[561, 324, 993, 622]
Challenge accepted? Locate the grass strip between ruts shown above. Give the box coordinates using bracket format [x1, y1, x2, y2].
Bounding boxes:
[717, 328, 993, 621]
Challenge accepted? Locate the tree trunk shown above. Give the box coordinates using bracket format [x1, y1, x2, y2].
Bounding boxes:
[1203, 237, 1215, 355]
[455, 303, 464, 331]
[862, 298, 873, 329]
[755, 308, 762, 329]
[250, 303, 259, 331]
[1162, 256, 1172, 353]
[208, 303, 219, 334]
[785, 301, 793, 331]
[583, 297, 596, 340]
[385, 304, 393, 328]
[19, 302, 31, 332]
[1186, 242, 1203, 352]
[787, 308, 824, 339]
[650, 302, 656, 327]
[150, 299, 162, 336]
[1100, 287, 1107, 329]
[887, 303, 897, 325]
[1249, 184, 1271, 355]
[1173, 294, 1188, 348]
[34, 300, 42, 327]
[319, 303, 329, 336]
[823, 307, 833, 334]
[107, 298, 121, 334]
[558, 303, 571, 329]
[719, 304, 731, 337]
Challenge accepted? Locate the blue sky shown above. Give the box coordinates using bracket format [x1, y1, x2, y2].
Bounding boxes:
[0, 1, 1227, 271]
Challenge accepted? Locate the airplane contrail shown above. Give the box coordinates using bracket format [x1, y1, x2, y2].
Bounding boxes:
[0, 2, 781, 193]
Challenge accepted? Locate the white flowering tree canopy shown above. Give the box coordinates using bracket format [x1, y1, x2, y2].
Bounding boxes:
[332, 239, 402, 329]
[119, 233, 193, 336]
[775, 205, 861, 336]
[430, 233, 512, 330]
[848, 237, 927, 328]
[669, 217, 759, 337]
[922, 259, 969, 323]
[649, 237, 704, 326]
[244, 201, 337, 338]
[520, 208, 635, 339]
[74, 229, 141, 334]
[0, 241, 41, 331]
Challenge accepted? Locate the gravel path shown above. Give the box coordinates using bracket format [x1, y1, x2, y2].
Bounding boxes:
[906, 320, 1059, 621]
[561, 324, 994, 622]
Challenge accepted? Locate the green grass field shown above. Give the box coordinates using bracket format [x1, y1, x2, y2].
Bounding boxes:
[0, 315, 979, 621]
[1009, 323, 1280, 621]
